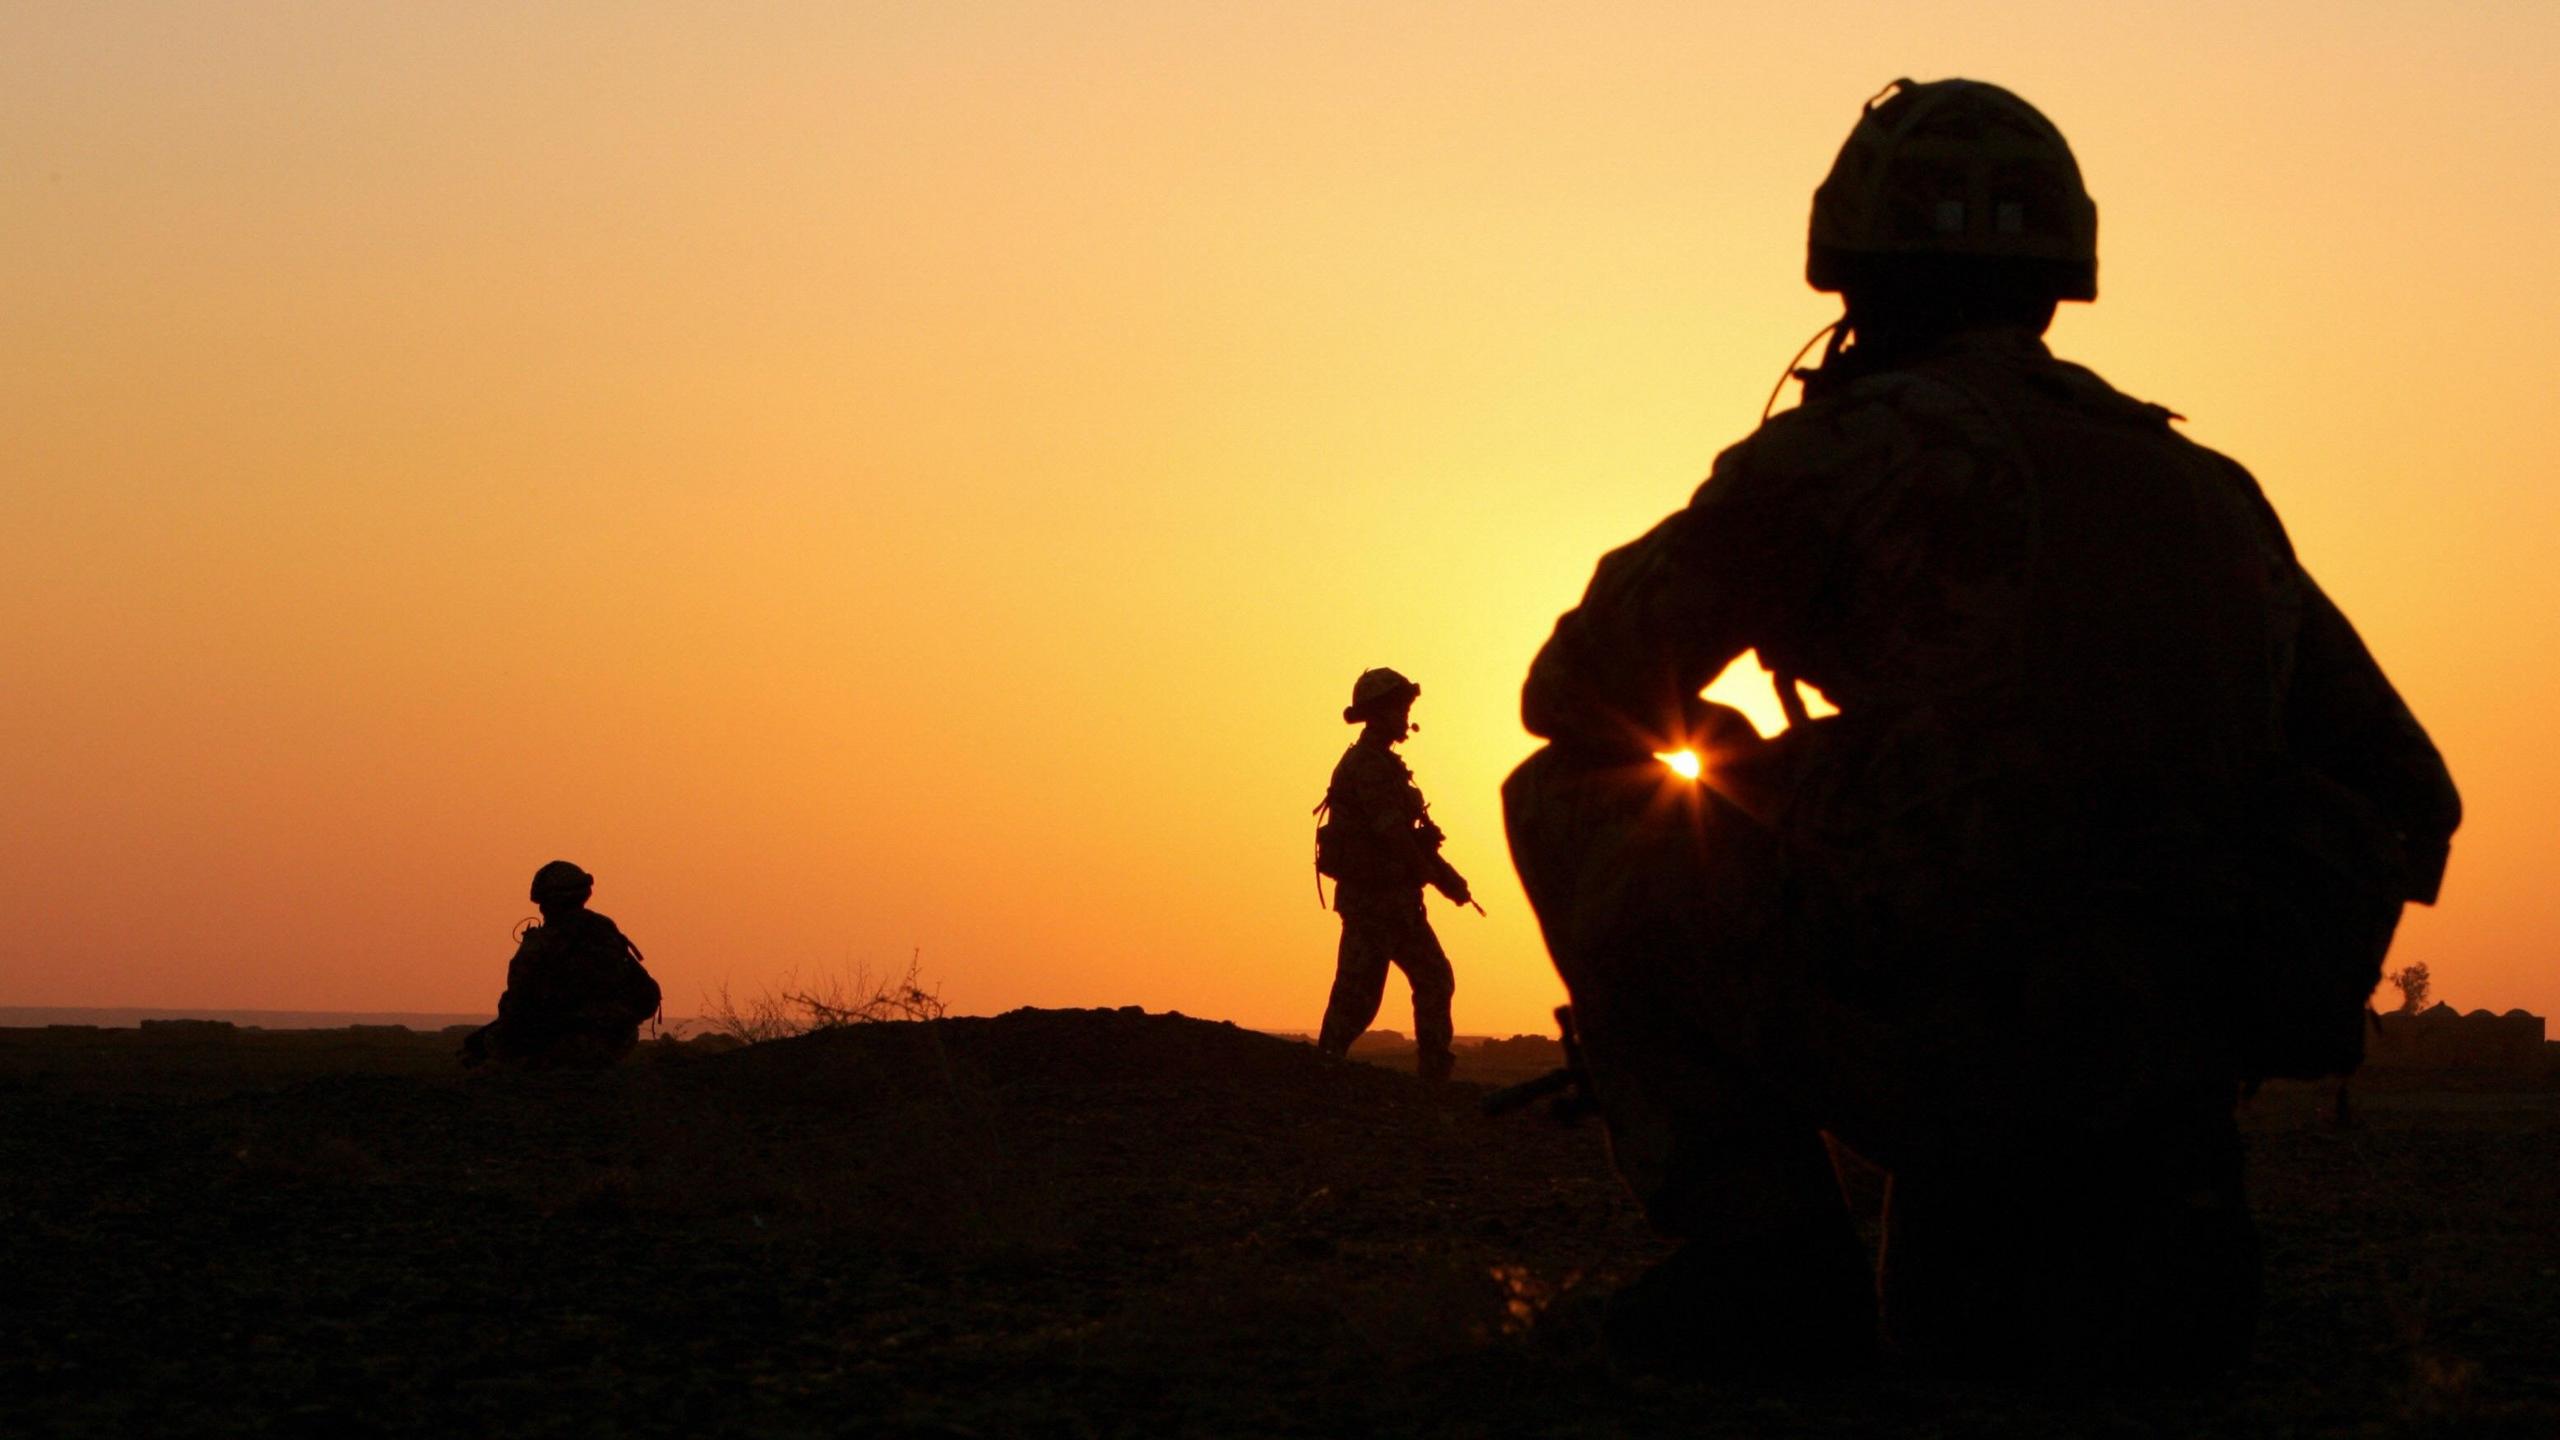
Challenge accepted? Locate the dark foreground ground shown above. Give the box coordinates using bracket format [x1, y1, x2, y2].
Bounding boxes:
[3, 1013, 2554, 1438]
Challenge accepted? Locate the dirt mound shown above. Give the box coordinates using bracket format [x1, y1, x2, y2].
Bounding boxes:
[627, 1008, 1531, 1254]
[690, 1005, 1403, 1113]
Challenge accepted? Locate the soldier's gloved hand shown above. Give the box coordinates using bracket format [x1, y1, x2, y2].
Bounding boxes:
[1680, 696, 1765, 755]
[1432, 868, 1472, 907]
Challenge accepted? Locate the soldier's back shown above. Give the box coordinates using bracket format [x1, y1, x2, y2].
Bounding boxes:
[1761, 333, 2299, 841]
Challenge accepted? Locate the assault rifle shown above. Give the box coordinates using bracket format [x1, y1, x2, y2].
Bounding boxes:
[1479, 1005, 1598, 1122]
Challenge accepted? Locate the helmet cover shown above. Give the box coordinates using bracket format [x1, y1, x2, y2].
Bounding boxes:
[530, 860, 594, 906]
[1808, 78, 2097, 300]
[1344, 667, 1421, 724]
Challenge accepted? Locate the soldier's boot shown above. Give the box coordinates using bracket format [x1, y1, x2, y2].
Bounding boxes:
[1603, 1207, 1877, 1378]
[1603, 1133, 1878, 1377]
[1412, 989, 1456, 1081]
[1313, 1019, 1359, 1061]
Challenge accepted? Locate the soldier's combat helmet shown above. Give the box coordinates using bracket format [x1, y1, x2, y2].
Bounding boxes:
[530, 860, 594, 907]
[1344, 667, 1421, 724]
[1808, 78, 2098, 302]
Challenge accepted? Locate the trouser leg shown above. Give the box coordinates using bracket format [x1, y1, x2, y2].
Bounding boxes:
[1394, 917, 1456, 1080]
[1317, 918, 1391, 1057]
[1601, 1127, 1878, 1374]
[1503, 745, 1812, 1233]
[1881, 1097, 2257, 1379]
[1867, 897, 2259, 1378]
[1504, 744, 1874, 1370]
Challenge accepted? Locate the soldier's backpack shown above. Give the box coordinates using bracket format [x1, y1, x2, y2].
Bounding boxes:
[613, 941, 664, 1029]
[1312, 793, 1350, 897]
[548, 915, 663, 1031]
[1311, 790, 1399, 899]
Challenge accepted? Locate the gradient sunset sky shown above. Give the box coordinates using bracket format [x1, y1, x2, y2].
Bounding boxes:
[6, 3, 2553, 1033]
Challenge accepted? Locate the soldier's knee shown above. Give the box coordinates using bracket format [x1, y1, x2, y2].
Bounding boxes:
[1501, 744, 1587, 842]
[1401, 940, 1455, 1001]
[1502, 744, 1562, 803]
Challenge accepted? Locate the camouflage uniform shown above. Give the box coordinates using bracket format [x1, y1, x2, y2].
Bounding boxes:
[1318, 734, 1460, 1079]
[1506, 328, 2458, 1368]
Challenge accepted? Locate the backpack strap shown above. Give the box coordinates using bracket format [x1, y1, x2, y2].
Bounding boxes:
[1311, 790, 1332, 908]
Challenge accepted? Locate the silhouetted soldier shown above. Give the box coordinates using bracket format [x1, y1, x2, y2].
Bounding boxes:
[1315, 668, 1474, 1080]
[1504, 79, 2458, 1377]
[462, 861, 662, 1069]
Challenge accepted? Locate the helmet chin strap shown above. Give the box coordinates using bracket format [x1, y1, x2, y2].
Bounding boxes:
[1761, 316, 1845, 422]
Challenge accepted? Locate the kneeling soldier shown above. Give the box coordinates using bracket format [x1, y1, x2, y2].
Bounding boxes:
[462, 860, 662, 1069]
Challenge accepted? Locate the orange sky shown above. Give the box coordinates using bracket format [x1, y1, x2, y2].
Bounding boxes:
[5, 4, 2554, 1033]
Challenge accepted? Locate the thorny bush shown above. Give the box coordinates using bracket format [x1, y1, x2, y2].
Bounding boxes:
[701, 951, 947, 1045]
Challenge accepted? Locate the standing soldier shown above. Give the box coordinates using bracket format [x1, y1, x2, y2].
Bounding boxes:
[1315, 667, 1475, 1080]
[1505, 79, 2458, 1376]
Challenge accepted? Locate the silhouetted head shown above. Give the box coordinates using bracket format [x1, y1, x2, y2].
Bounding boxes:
[1808, 79, 2096, 348]
[529, 860, 594, 917]
[1344, 667, 1420, 742]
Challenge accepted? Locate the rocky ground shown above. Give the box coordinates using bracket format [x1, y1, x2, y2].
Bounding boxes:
[2, 1011, 2555, 1437]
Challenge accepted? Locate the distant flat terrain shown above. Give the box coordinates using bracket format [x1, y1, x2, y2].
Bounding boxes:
[0, 1007, 493, 1031]
[2, 1013, 2554, 1437]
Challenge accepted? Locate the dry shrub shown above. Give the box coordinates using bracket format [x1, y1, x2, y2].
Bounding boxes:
[2386, 961, 2434, 1014]
[697, 984, 797, 1046]
[700, 950, 946, 1045]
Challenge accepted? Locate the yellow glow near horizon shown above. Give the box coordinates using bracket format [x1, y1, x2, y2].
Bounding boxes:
[1, 3, 2552, 1033]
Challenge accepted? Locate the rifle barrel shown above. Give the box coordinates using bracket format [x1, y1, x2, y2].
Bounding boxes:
[1479, 1067, 1573, 1117]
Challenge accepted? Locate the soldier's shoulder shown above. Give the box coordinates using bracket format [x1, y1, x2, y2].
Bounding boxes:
[567, 910, 630, 944]
[1332, 741, 1409, 785]
[2033, 354, 2195, 433]
[1801, 346, 2218, 461]
[2035, 354, 2273, 491]
[1695, 367, 1991, 519]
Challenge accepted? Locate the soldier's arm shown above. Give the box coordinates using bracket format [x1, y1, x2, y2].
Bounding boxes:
[1403, 775, 1466, 895]
[1522, 413, 1853, 756]
[498, 934, 543, 1011]
[1426, 850, 1472, 903]
[505, 928, 591, 1017]
[2284, 575, 2461, 903]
